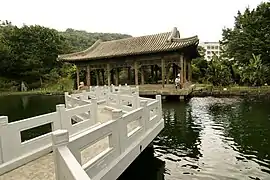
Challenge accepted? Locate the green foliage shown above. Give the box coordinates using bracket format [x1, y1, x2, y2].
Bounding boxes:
[59, 29, 131, 52]
[205, 56, 232, 86]
[221, 2, 270, 66]
[185, 2, 270, 87]
[0, 22, 130, 91]
[240, 54, 268, 86]
[0, 77, 18, 91]
[192, 46, 208, 83]
[0, 23, 66, 84]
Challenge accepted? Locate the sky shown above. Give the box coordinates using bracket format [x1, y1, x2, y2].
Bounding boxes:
[0, 0, 265, 42]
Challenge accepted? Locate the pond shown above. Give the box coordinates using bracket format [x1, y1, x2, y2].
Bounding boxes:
[0, 95, 270, 179]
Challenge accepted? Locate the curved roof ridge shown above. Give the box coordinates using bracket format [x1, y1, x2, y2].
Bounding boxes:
[58, 39, 102, 59]
[172, 35, 199, 42]
[58, 28, 199, 61]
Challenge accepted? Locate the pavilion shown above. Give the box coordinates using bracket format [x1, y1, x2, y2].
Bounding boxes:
[58, 27, 199, 89]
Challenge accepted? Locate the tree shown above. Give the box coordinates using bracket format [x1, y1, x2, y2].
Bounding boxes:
[206, 55, 232, 86]
[221, 2, 270, 66]
[59, 29, 131, 52]
[192, 46, 208, 83]
[240, 54, 268, 86]
[0, 24, 68, 86]
[0, 21, 132, 90]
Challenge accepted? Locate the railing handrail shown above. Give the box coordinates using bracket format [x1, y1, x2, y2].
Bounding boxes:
[52, 94, 162, 180]
[0, 85, 161, 178]
[0, 93, 97, 175]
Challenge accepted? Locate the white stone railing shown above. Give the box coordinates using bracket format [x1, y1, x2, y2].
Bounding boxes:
[0, 85, 160, 177]
[52, 95, 163, 180]
[111, 84, 139, 95]
[0, 94, 98, 175]
[106, 92, 140, 112]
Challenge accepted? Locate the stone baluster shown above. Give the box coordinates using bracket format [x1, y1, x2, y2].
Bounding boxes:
[140, 100, 148, 132]
[82, 90, 88, 100]
[64, 92, 69, 108]
[91, 97, 98, 124]
[155, 95, 162, 120]
[132, 92, 139, 109]
[52, 129, 69, 180]
[0, 116, 8, 163]
[56, 104, 66, 130]
[116, 92, 121, 109]
[112, 109, 123, 121]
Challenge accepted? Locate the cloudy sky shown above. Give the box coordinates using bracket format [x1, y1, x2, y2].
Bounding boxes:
[0, 0, 265, 42]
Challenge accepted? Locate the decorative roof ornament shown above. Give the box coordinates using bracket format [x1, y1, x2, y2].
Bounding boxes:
[166, 27, 180, 43]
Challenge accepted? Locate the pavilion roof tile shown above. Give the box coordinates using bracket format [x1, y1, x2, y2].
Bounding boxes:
[58, 27, 199, 61]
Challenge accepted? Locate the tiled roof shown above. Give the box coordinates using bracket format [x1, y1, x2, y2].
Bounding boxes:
[58, 27, 199, 61]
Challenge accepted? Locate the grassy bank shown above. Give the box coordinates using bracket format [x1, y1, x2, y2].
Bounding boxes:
[2, 83, 270, 97]
[0, 89, 66, 96]
[192, 84, 270, 97]
[0, 78, 74, 96]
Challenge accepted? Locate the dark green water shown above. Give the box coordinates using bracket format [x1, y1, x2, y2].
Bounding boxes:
[0, 95, 270, 179]
[155, 97, 270, 180]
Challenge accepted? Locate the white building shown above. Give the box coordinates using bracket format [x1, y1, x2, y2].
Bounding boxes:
[199, 42, 221, 61]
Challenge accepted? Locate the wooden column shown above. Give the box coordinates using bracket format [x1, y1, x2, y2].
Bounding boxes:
[96, 69, 100, 86]
[134, 61, 138, 85]
[155, 65, 158, 83]
[111, 69, 114, 85]
[76, 66, 80, 90]
[141, 67, 144, 85]
[115, 68, 119, 85]
[172, 64, 176, 79]
[102, 69, 105, 85]
[183, 57, 187, 83]
[161, 58, 165, 88]
[166, 65, 170, 84]
[86, 65, 91, 86]
[107, 64, 111, 85]
[180, 54, 184, 85]
[188, 59, 192, 82]
[151, 65, 154, 83]
[127, 67, 131, 85]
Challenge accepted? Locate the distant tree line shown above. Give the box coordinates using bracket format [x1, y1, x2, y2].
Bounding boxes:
[0, 1, 269, 91]
[192, 2, 270, 86]
[0, 21, 131, 91]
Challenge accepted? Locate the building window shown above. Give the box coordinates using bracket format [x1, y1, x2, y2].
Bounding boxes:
[215, 46, 219, 49]
[207, 46, 210, 49]
[207, 56, 211, 59]
[211, 46, 215, 49]
[207, 51, 211, 54]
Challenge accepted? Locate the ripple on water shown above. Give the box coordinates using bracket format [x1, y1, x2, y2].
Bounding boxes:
[154, 97, 270, 180]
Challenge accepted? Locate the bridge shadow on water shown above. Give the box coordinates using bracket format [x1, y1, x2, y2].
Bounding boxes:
[117, 146, 165, 180]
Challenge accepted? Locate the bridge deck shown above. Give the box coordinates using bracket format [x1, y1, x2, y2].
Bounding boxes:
[137, 84, 195, 96]
[0, 104, 113, 180]
[0, 87, 163, 180]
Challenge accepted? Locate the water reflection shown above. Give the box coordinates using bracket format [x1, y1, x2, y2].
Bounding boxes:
[0, 94, 64, 122]
[21, 95, 29, 109]
[1, 95, 270, 179]
[118, 147, 165, 180]
[155, 97, 270, 180]
[208, 97, 270, 176]
[154, 101, 202, 159]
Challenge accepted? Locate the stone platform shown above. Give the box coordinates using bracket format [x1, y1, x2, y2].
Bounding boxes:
[137, 84, 195, 96]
